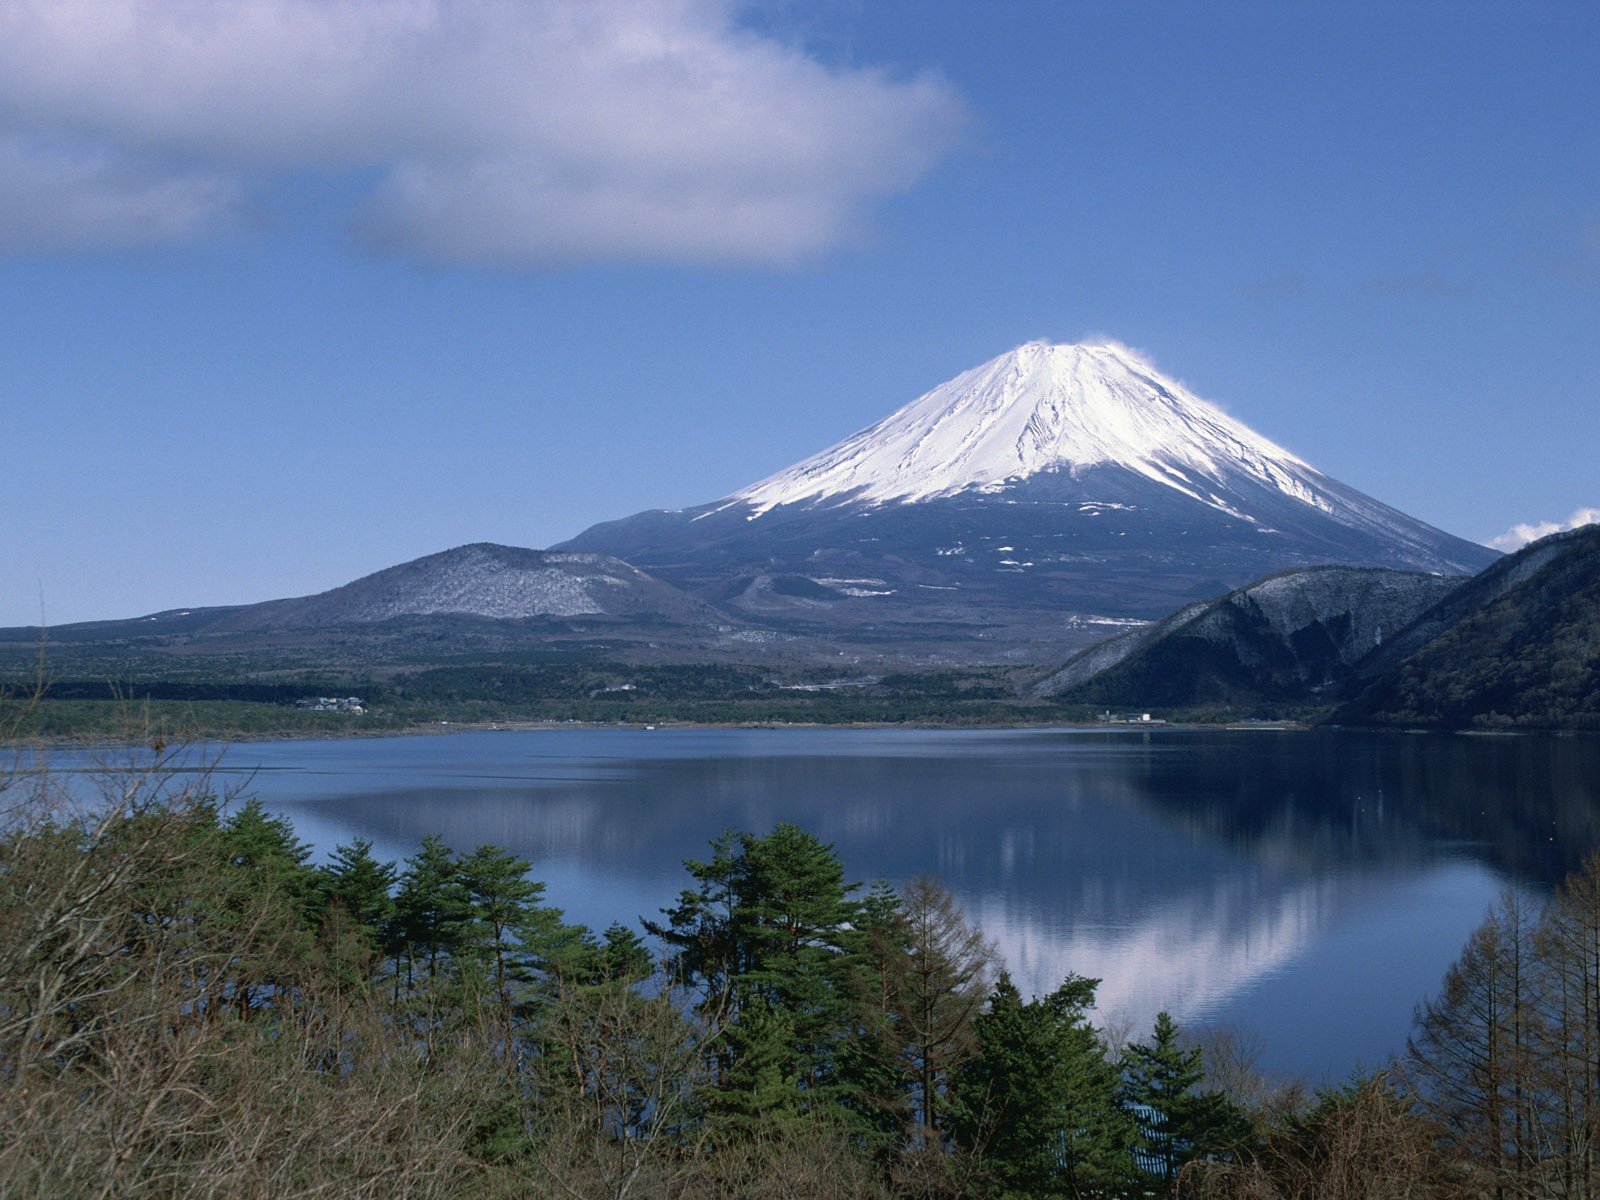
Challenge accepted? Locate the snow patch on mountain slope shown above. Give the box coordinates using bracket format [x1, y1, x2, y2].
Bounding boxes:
[720, 341, 1335, 521]
[227, 545, 715, 628]
[345, 562, 605, 619]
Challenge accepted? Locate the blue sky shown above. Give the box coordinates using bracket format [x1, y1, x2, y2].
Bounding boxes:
[3, 0, 1597, 626]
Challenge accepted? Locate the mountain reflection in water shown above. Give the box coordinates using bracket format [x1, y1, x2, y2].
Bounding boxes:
[113, 727, 1600, 1081]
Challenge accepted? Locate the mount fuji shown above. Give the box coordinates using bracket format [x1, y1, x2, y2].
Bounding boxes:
[561, 341, 1497, 661]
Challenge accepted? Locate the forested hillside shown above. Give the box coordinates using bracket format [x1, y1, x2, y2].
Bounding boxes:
[1334, 524, 1600, 730]
[1033, 566, 1458, 706]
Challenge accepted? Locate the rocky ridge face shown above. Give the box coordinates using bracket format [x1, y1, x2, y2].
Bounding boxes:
[1332, 524, 1600, 729]
[1031, 566, 1462, 704]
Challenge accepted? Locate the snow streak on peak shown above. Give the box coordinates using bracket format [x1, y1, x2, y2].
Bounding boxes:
[723, 341, 1329, 519]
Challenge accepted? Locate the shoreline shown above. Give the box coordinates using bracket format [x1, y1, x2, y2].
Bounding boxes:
[12, 712, 1592, 753]
[6, 712, 1305, 752]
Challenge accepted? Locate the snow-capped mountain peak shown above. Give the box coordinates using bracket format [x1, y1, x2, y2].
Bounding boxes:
[560, 337, 1498, 643]
[721, 340, 1324, 519]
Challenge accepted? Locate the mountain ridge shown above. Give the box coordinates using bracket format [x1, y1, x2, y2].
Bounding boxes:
[1332, 524, 1600, 729]
[3, 543, 729, 643]
[1030, 565, 1461, 705]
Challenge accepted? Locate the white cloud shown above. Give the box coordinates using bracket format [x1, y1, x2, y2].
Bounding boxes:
[1490, 507, 1600, 551]
[0, 137, 240, 252]
[0, 0, 965, 266]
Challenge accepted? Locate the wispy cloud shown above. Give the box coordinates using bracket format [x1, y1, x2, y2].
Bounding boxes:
[1361, 269, 1470, 299]
[0, 138, 241, 253]
[0, 0, 965, 268]
[1237, 271, 1307, 303]
[1489, 507, 1600, 551]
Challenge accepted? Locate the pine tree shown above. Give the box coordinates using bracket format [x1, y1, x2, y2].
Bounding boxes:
[394, 834, 470, 984]
[596, 921, 653, 983]
[218, 798, 316, 918]
[1120, 1011, 1249, 1186]
[518, 896, 600, 990]
[457, 843, 547, 1017]
[647, 824, 868, 1119]
[710, 996, 805, 1137]
[214, 799, 319, 1016]
[839, 879, 913, 1146]
[951, 973, 1132, 1197]
[321, 837, 397, 946]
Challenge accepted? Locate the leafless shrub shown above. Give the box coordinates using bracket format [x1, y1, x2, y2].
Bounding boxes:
[1182, 1072, 1453, 1200]
[523, 980, 723, 1200]
[684, 1118, 893, 1200]
[0, 752, 501, 1199]
[1187, 1023, 1303, 1115]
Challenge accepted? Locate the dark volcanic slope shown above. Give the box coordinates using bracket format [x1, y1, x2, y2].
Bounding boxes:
[561, 343, 1495, 645]
[1333, 525, 1600, 730]
[1031, 565, 1461, 705]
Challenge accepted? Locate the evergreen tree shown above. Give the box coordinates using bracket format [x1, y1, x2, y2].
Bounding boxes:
[710, 996, 805, 1136]
[951, 973, 1131, 1197]
[648, 824, 868, 1119]
[648, 829, 745, 999]
[394, 834, 470, 983]
[320, 837, 397, 948]
[457, 843, 546, 1017]
[595, 921, 653, 983]
[218, 798, 316, 918]
[213, 799, 320, 1016]
[1120, 1010, 1250, 1186]
[519, 896, 601, 989]
[840, 879, 913, 1146]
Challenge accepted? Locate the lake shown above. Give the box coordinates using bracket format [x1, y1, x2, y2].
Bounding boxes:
[60, 726, 1600, 1082]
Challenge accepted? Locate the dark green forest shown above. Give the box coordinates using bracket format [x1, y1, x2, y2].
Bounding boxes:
[6, 752, 1600, 1198]
[1, 662, 1089, 740]
[1334, 538, 1600, 730]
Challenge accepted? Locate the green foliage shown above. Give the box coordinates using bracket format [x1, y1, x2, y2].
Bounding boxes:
[457, 843, 548, 1012]
[0, 696, 412, 740]
[219, 798, 314, 887]
[320, 837, 397, 939]
[952, 973, 1132, 1198]
[1, 652, 1098, 740]
[394, 834, 471, 981]
[9, 782, 1535, 1199]
[710, 995, 807, 1135]
[887, 876, 996, 1147]
[1120, 1011, 1252, 1186]
[594, 920, 654, 982]
[649, 823, 873, 1124]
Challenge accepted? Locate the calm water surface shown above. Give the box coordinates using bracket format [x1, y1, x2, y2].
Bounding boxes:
[76, 727, 1600, 1082]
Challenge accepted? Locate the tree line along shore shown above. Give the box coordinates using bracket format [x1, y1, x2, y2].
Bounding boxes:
[4, 750, 1600, 1198]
